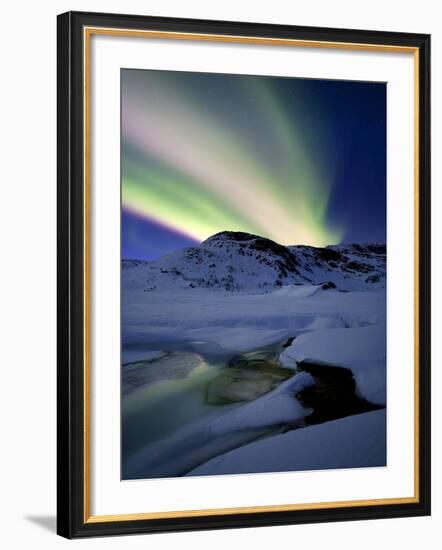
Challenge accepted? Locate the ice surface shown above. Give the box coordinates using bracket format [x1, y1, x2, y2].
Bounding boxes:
[123, 372, 315, 478]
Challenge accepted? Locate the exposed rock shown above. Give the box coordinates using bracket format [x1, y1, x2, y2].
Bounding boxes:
[295, 361, 383, 425]
[206, 355, 293, 405]
[123, 231, 386, 293]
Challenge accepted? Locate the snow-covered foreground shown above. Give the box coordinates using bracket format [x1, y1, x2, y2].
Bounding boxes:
[122, 284, 386, 479]
[122, 233, 387, 479]
[188, 409, 386, 476]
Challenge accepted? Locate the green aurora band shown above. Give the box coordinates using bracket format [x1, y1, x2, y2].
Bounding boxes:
[122, 70, 343, 247]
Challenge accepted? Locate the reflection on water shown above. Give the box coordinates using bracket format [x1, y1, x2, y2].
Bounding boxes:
[121, 339, 293, 478]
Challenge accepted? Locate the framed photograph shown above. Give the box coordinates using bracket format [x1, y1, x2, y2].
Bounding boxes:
[57, 11, 431, 538]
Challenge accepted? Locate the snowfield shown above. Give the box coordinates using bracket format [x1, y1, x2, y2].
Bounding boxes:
[123, 286, 385, 355]
[122, 232, 387, 479]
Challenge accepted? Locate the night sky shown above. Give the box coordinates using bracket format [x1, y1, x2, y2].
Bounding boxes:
[121, 69, 386, 260]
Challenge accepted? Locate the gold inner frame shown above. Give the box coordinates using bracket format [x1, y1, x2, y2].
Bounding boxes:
[83, 26, 421, 524]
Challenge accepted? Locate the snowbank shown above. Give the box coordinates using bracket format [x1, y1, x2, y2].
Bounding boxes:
[188, 409, 386, 476]
[280, 325, 386, 405]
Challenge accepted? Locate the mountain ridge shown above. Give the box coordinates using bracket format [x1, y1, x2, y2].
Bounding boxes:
[123, 231, 386, 294]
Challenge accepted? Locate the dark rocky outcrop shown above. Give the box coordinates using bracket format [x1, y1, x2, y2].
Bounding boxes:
[295, 361, 383, 426]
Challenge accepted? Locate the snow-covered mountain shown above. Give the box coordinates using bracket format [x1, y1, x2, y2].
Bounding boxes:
[123, 231, 386, 294]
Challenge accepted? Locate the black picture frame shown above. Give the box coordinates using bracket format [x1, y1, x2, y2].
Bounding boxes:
[57, 10, 431, 539]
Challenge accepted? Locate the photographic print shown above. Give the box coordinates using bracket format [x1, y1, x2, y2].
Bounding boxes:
[57, 13, 430, 537]
[121, 69, 387, 480]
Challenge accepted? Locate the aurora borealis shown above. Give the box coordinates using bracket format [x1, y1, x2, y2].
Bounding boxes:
[122, 69, 386, 260]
